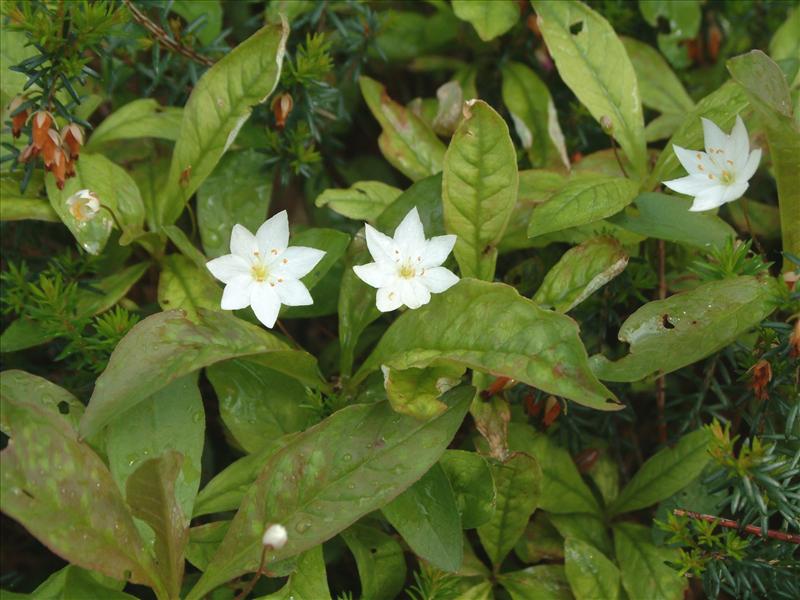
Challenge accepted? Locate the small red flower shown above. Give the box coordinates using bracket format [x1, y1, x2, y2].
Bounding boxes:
[8, 96, 28, 138]
[749, 359, 772, 401]
[31, 110, 54, 149]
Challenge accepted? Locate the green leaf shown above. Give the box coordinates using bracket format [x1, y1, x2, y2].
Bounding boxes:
[85, 99, 183, 149]
[1, 29, 35, 108]
[621, 37, 694, 115]
[564, 538, 620, 600]
[728, 50, 800, 269]
[193, 434, 297, 517]
[501, 62, 569, 169]
[158, 254, 221, 320]
[45, 153, 146, 254]
[338, 235, 382, 378]
[443, 100, 518, 280]
[79, 309, 325, 439]
[0, 370, 84, 433]
[1, 262, 149, 353]
[341, 524, 406, 600]
[315, 181, 402, 222]
[499, 565, 573, 600]
[384, 463, 463, 572]
[527, 174, 639, 239]
[590, 276, 778, 382]
[0, 177, 58, 221]
[30, 566, 135, 600]
[724, 199, 782, 241]
[372, 9, 460, 63]
[769, 6, 800, 62]
[163, 224, 209, 270]
[383, 364, 465, 420]
[171, 0, 222, 46]
[158, 20, 289, 226]
[106, 374, 205, 523]
[452, 0, 520, 41]
[515, 513, 564, 564]
[356, 279, 620, 411]
[533, 0, 647, 178]
[477, 453, 541, 566]
[440, 450, 496, 529]
[207, 359, 315, 453]
[549, 513, 612, 557]
[359, 76, 446, 181]
[187, 521, 229, 572]
[375, 173, 445, 235]
[197, 149, 272, 258]
[638, 0, 700, 69]
[287, 228, 351, 292]
[608, 192, 736, 249]
[613, 522, 686, 600]
[126, 451, 189, 599]
[502, 169, 568, 250]
[508, 424, 601, 515]
[0, 390, 162, 594]
[261, 546, 331, 600]
[609, 429, 711, 516]
[533, 236, 628, 312]
[646, 81, 749, 188]
[645, 113, 685, 142]
[185, 387, 473, 600]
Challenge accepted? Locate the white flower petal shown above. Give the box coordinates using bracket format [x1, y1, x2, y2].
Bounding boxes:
[275, 279, 313, 306]
[399, 279, 429, 309]
[702, 118, 727, 154]
[727, 115, 750, 171]
[353, 262, 394, 289]
[376, 285, 403, 312]
[250, 284, 281, 328]
[206, 254, 251, 284]
[420, 234, 457, 268]
[365, 224, 398, 264]
[420, 266, 459, 293]
[220, 276, 252, 310]
[272, 246, 325, 279]
[721, 181, 749, 205]
[256, 210, 290, 256]
[393, 207, 426, 254]
[230, 224, 258, 258]
[689, 187, 727, 212]
[739, 148, 762, 182]
[673, 145, 717, 177]
[663, 174, 712, 197]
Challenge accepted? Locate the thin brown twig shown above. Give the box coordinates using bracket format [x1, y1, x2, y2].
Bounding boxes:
[234, 545, 268, 600]
[656, 239, 667, 444]
[122, 0, 214, 67]
[610, 136, 629, 178]
[673, 509, 800, 544]
[740, 196, 767, 256]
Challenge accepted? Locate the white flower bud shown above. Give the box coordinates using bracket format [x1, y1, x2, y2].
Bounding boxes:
[262, 523, 288, 549]
[66, 189, 101, 222]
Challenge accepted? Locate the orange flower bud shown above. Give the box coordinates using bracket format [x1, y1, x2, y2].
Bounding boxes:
[272, 93, 293, 129]
[31, 111, 54, 149]
[543, 396, 561, 427]
[64, 154, 76, 179]
[51, 148, 67, 190]
[748, 359, 772, 401]
[8, 96, 28, 138]
[41, 129, 61, 168]
[60, 123, 84, 159]
[19, 143, 38, 163]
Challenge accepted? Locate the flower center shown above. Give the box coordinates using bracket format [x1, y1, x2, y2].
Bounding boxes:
[398, 262, 416, 279]
[721, 170, 734, 184]
[251, 262, 269, 282]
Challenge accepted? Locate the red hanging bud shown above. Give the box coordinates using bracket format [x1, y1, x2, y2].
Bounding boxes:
[19, 143, 38, 163]
[748, 359, 772, 401]
[41, 129, 61, 168]
[8, 96, 28, 138]
[543, 396, 561, 427]
[64, 154, 76, 179]
[272, 93, 293, 129]
[31, 111, 54, 149]
[60, 123, 84, 159]
[51, 148, 67, 190]
[574, 448, 600, 473]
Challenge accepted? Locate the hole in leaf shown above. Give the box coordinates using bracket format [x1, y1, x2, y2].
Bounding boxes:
[661, 314, 675, 329]
[57, 401, 70, 414]
[570, 20, 584, 35]
[656, 16, 671, 35]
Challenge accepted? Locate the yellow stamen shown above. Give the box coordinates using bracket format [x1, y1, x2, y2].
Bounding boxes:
[251, 263, 268, 282]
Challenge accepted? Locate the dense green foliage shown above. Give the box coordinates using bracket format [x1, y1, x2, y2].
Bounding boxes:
[1, 1, 798, 599]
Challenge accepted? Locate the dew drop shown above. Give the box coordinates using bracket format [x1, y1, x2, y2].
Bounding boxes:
[294, 521, 311, 534]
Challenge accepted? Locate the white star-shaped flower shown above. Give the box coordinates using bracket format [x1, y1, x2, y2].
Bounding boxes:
[354, 207, 459, 312]
[66, 189, 100, 222]
[206, 211, 324, 328]
[663, 115, 761, 212]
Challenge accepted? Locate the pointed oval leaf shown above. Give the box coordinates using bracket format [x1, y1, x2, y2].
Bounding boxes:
[315, 181, 402, 222]
[79, 309, 325, 439]
[477, 453, 541, 567]
[0, 370, 84, 432]
[85, 99, 183, 148]
[383, 463, 463, 572]
[621, 37, 694, 115]
[30, 566, 136, 600]
[564, 538, 620, 600]
[533, 236, 628, 312]
[341, 524, 406, 600]
[443, 100, 518, 280]
[452, 0, 520, 41]
[158, 21, 288, 225]
[533, 0, 647, 178]
[355, 279, 620, 412]
[440, 449, 496, 529]
[528, 174, 639, 239]
[590, 276, 778, 382]
[185, 387, 473, 600]
[613, 523, 686, 600]
[499, 565, 572, 600]
[158, 254, 221, 320]
[261, 546, 331, 600]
